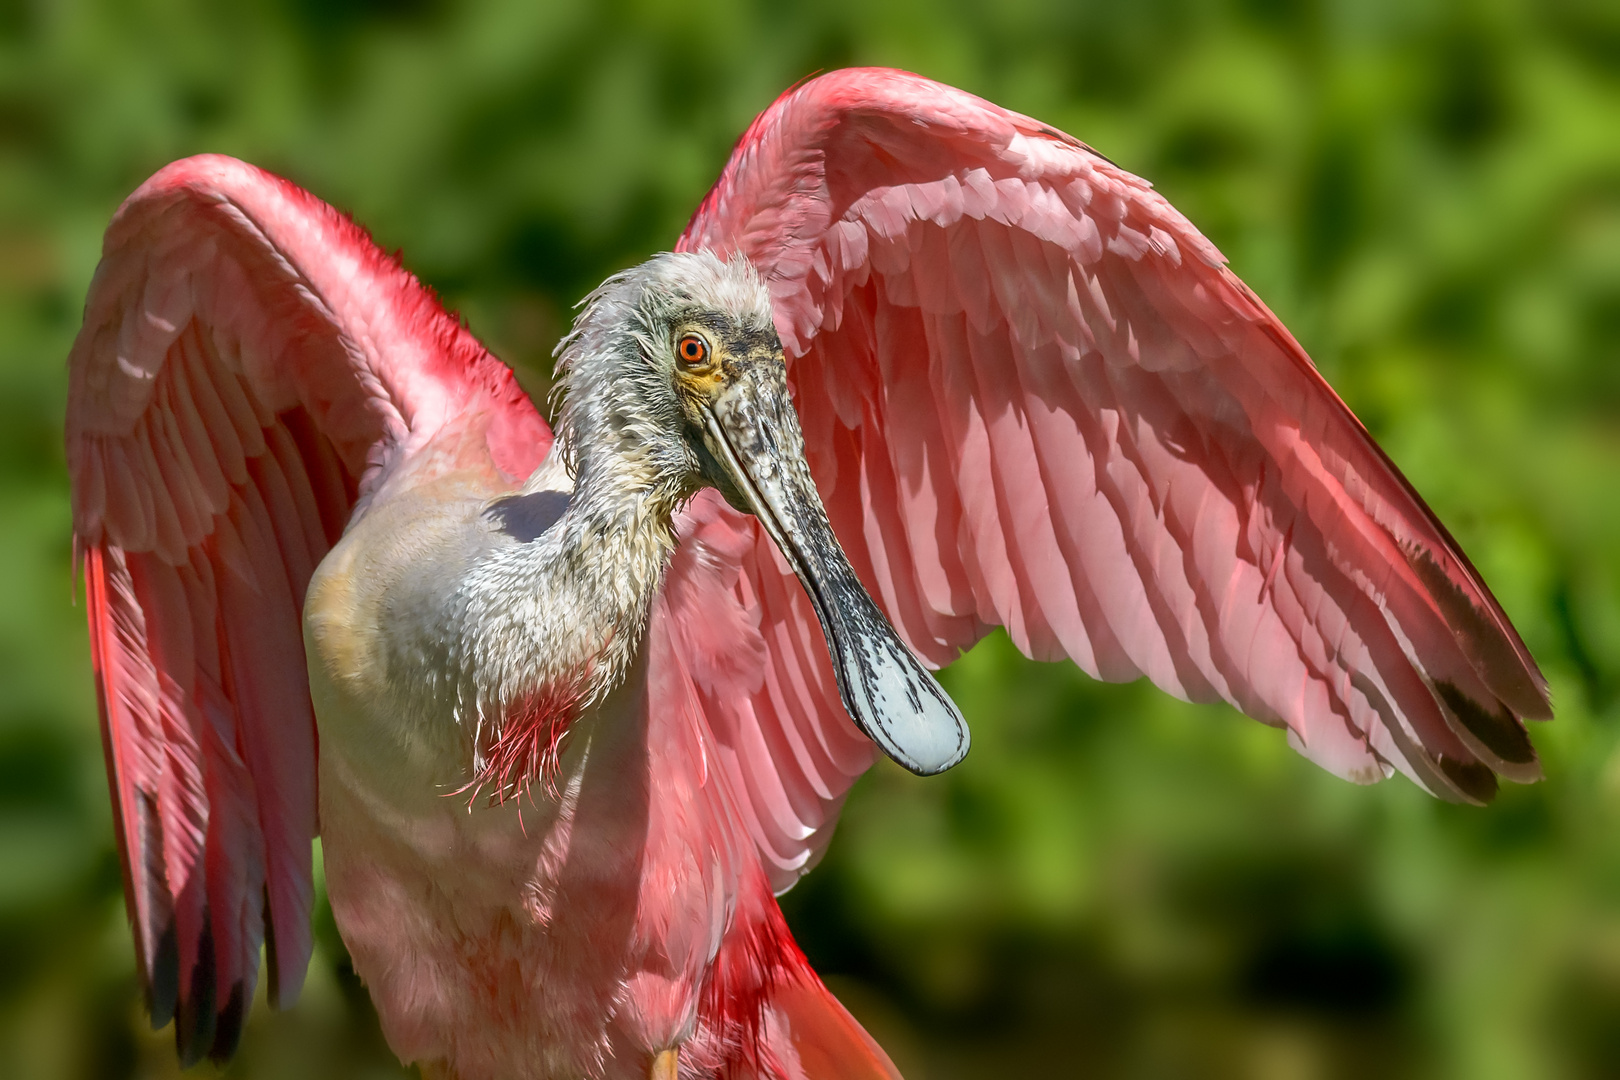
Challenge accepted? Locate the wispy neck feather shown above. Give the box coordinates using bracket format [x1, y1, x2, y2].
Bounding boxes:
[458, 468, 680, 800]
[458, 360, 689, 800]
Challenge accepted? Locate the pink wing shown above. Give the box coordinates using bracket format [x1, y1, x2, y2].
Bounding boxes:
[67, 156, 548, 1063]
[659, 493, 877, 892]
[664, 68, 1551, 893]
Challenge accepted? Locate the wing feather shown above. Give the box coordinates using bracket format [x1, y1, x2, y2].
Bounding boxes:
[671, 68, 1549, 889]
[649, 496, 876, 893]
[68, 155, 548, 1060]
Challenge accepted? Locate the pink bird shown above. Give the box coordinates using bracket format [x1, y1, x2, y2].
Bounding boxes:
[67, 69, 1549, 1079]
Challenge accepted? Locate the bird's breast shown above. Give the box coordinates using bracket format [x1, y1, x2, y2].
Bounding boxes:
[302, 481, 738, 1077]
[313, 644, 736, 1079]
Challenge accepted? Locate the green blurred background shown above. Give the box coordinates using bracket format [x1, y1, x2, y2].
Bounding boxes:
[1, 1, 1617, 1077]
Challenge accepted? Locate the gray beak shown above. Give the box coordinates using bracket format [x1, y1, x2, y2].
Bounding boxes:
[697, 364, 970, 776]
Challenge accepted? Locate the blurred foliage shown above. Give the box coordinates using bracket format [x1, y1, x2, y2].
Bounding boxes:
[0, 0, 1617, 1077]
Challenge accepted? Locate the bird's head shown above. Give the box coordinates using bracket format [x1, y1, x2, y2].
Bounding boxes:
[552, 251, 969, 776]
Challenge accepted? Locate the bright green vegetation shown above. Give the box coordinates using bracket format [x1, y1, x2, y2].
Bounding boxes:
[0, 2, 1616, 1077]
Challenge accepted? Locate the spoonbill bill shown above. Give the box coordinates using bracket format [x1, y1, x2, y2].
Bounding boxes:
[66, 68, 1550, 1079]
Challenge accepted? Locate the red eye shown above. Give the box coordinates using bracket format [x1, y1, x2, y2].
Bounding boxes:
[676, 334, 709, 366]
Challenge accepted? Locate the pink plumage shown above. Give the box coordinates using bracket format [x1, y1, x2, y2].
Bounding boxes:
[67, 69, 1547, 1078]
[676, 70, 1548, 891]
[70, 154, 547, 1059]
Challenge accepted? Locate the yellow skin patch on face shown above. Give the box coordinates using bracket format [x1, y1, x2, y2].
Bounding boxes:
[675, 363, 727, 399]
[671, 323, 744, 417]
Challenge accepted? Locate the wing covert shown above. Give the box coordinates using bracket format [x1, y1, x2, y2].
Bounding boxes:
[68, 156, 548, 1061]
[674, 68, 1550, 888]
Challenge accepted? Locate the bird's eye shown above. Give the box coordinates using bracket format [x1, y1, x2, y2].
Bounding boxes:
[676, 334, 710, 367]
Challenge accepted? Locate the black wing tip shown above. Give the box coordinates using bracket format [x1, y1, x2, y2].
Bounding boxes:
[1438, 754, 1500, 806]
[173, 920, 218, 1068]
[264, 888, 282, 1007]
[1402, 544, 1552, 722]
[1357, 672, 1531, 807]
[168, 919, 253, 1068]
[145, 921, 180, 1031]
[1435, 680, 1542, 781]
[141, 895, 284, 1068]
[208, 982, 248, 1064]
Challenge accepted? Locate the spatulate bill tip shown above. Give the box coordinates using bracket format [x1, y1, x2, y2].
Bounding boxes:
[838, 630, 970, 776]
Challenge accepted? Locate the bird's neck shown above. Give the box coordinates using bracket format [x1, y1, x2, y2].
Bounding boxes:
[546, 395, 696, 667]
[457, 416, 690, 799]
[559, 415, 691, 552]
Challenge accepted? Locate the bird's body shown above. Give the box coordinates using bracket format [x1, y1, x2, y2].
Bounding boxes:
[299, 267, 829, 1078]
[67, 69, 1550, 1079]
[312, 474, 725, 1079]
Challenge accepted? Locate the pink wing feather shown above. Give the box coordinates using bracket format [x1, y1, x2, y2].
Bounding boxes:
[67, 156, 548, 1062]
[661, 493, 876, 893]
[663, 68, 1551, 894]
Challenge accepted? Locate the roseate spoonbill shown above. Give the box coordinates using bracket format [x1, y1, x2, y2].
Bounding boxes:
[67, 68, 1550, 1079]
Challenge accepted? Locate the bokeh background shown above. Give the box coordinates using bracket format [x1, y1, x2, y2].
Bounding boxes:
[1, 1, 1617, 1077]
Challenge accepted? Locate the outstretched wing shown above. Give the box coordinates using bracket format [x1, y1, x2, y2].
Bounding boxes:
[67, 155, 548, 1062]
[666, 68, 1551, 893]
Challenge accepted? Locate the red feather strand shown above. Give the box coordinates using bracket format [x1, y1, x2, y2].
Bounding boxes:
[467, 677, 589, 806]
